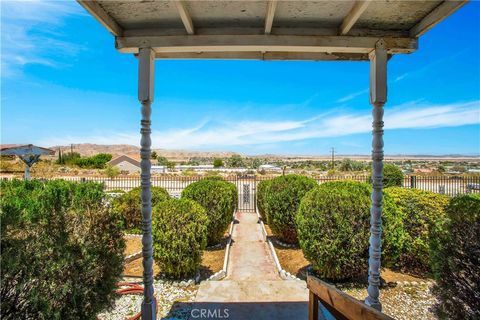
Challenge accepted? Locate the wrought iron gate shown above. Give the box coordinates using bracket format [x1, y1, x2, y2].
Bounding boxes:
[234, 175, 256, 212]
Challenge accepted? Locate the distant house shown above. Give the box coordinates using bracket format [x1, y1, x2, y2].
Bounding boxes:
[175, 164, 215, 171]
[107, 155, 140, 173]
[151, 165, 166, 174]
[258, 164, 282, 171]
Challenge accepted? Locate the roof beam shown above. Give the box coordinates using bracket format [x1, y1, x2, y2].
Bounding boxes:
[339, 0, 372, 35]
[116, 35, 417, 55]
[264, 0, 278, 35]
[410, 0, 468, 38]
[77, 0, 123, 36]
[154, 51, 370, 61]
[174, 1, 195, 35]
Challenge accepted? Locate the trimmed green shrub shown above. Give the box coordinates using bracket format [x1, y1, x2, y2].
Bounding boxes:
[296, 181, 401, 280]
[384, 187, 449, 273]
[256, 179, 271, 221]
[264, 175, 317, 243]
[152, 198, 208, 278]
[112, 186, 170, 233]
[182, 179, 236, 245]
[0, 179, 125, 320]
[369, 163, 404, 187]
[430, 194, 480, 319]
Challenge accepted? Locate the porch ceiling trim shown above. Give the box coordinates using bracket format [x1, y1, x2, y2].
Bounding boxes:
[77, 0, 467, 61]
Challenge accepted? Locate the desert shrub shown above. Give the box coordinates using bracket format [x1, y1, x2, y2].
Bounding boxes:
[384, 187, 449, 273]
[112, 186, 170, 233]
[0, 179, 125, 320]
[182, 179, 237, 245]
[264, 175, 317, 243]
[256, 179, 271, 221]
[73, 153, 112, 169]
[369, 163, 404, 187]
[296, 181, 401, 280]
[152, 198, 208, 278]
[430, 194, 480, 319]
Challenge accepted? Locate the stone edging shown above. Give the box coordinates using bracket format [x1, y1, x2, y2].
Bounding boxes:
[207, 212, 236, 281]
[255, 208, 302, 281]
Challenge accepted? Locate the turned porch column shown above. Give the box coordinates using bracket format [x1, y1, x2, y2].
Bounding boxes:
[138, 47, 156, 320]
[365, 39, 387, 311]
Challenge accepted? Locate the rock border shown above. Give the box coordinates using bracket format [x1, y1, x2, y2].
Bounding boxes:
[255, 208, 302, 281]
[207, 211, 236, 281]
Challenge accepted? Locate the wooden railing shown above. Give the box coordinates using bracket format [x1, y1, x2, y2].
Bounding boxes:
[307, 275, 394, 320]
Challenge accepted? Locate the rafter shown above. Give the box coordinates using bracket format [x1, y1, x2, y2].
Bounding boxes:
[174, 1, 194, 35]
[339, 0, 372, 35]
[264, 0, 278, 35]
[410, 0, 467, 38]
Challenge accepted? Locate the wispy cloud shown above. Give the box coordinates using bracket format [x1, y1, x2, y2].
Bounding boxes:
[39, 100, 480, 149]
[336, 88, 369, 103]
[1, 0, 84, 77]
[336, 50, 469, 103]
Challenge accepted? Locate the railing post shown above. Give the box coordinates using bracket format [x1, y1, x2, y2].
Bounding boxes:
[309, 291, 319, 320]
[138, 47, 156, 320]
[410, 175, 417, 189]
[365, 40, 387, 311]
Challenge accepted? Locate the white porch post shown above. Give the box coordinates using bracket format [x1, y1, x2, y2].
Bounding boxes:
[365, 39, 387, 311]
[138, 47, 156, 320]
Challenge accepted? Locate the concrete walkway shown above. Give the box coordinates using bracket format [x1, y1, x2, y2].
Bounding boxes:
[190, 211, 310, 320]
[226, 211, 279, 281]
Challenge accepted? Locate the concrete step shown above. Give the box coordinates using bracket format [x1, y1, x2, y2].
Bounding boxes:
[195, 280, 308, 302]
[190, 280, 309, 320]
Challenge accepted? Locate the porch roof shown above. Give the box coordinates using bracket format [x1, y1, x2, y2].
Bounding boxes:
[77, 0, 466, 61]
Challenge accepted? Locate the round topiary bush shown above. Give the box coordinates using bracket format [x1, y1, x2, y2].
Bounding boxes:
[296, 181, 370, 280]
[384, 187, 449, 273]
[430, 194, 480, 319]
[0, 179, 125, 320]
[152, 198, 208, 279]
[296, 180, 401, 280]
[112, 186, 170, 233]
[256, 179, 271, 221]
[264, 174, 317, 244]
[182, 179, 237, 245]
[369, 163, 404, 188]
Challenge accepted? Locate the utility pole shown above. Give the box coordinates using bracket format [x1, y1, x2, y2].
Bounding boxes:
[331, 147, 335, 171]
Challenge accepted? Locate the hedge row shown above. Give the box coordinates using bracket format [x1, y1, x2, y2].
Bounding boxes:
[257, 174, 469, 282]
[1, 180, 125, 320]
[430, 194, 480, 319]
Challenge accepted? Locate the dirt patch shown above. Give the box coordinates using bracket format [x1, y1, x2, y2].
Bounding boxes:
[199, 236, 229, 280]
[122, 236, 227, 280]
[124, 235, 142, 257]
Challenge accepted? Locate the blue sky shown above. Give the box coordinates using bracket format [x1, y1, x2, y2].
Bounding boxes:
[1, 1, 479, 156]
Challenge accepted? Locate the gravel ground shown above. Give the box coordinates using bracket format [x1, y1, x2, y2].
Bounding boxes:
[340, 283, 437, 320]
[98, 277, 198, 320]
